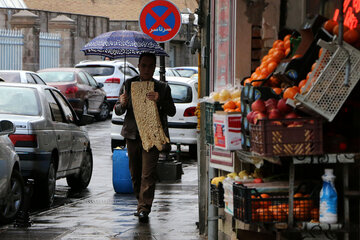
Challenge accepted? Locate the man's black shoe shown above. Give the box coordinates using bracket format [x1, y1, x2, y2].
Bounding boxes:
[134, 212, 139, 216]
[138, 211, 149, 223]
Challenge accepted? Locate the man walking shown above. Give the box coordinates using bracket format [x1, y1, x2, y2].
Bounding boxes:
[114, 52, 176, 223]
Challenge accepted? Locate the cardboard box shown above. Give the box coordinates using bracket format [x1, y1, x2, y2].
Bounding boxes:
[213, 111, 241, 150]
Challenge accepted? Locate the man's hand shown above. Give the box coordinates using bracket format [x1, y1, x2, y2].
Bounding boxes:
[119, 89, 128, 107]
[146, 91, 159, 102]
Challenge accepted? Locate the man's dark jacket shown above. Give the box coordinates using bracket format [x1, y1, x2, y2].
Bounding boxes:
[114, 76, 176, 140]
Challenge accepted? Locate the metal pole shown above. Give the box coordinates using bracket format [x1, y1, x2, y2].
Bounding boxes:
[159, 42, 166, 82]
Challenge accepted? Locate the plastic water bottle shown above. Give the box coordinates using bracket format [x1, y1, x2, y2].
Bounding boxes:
[319, 169, 337, 224]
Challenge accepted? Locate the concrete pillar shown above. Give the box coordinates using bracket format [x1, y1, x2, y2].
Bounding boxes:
[48, 15, 75, 67]
[10, 10, 40, 71]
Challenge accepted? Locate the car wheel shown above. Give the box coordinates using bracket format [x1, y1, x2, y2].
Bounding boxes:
[34, 162, 56, 208]
[66, 149, 93, 190]
[0, 169, 24, 224]
[96, 101, 110, 121]
[111, 139, 126, 152]
[189, 144, 197, 157]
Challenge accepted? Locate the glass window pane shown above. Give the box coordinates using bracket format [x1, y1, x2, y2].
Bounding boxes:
[169, 83, 192, 103]
[38, 72, 75, 83]
[45, 90, 64, 122]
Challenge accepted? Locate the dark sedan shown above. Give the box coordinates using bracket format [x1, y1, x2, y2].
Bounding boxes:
[38, 68, 110, 121]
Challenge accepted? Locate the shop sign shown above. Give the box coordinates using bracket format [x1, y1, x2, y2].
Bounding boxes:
[333, 0, 360, 29]
[214, 0, 232, 90]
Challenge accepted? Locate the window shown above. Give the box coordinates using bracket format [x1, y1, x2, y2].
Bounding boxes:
[169, 83, 192, 103]
[45, 90, 64, 122]
[31, 74, 46, 85]
[78, 71, 90, 85]
[0, 86, 40, 116]
[0, 72, 21, 83]
[52, 91, 75, 123]
[26, 73, 36, 83]
[120, 65, 137, 78]
[84, 71, 98, 87]
[77, 65, 115, 76]
[38, 72, 75, 83]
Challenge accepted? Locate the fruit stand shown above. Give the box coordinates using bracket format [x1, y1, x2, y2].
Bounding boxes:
[205, 14, 360, 240]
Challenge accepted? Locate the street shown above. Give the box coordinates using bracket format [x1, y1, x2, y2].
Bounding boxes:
[0, 119, 204, 240]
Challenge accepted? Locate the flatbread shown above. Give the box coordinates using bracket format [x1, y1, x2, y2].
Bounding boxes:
[131, 81, 169, 151]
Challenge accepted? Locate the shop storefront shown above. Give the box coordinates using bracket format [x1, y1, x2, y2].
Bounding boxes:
[199, 0, 360, 239]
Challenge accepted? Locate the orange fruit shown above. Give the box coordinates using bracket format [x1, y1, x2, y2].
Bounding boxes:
[267, 61, 278, 73]
[323, 19, 338, 34]
[283, 87, 299, 100]
[294, 193, 303, 198]
[311, 62, 317, 71]
[298, 79, 307, 89]
[270, 205, 287, 222]
[272, 87, 282, 95]
[256, 208, 273, 222]
[284, 39, 291, 49]
[333, 24, 349, 36]
[272, 40, 282, 48]
[251, 80, 262, 87]
[283, 34, 291, 42]
[271, 49, 285, 62]
[223, 100, 237, 110]
[285, 47, 291, 56]
[269, 76, 280, 87]
[310, 208, 319, 221]
[318, 48, 323, 58]
[344, 29, 360, 44]
[292, 54, 302, 59]
[244, 78, 252, 86]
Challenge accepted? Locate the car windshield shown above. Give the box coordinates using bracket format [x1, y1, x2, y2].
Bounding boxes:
[0, 72, 21, 82]
[175, 69, 197, 78]
[169, 83, 192, 103]
[76, 65, 115, 76]
[153, 68, 181, 77]
[0, 86, 40, 116]
[38, 72, 75, 83]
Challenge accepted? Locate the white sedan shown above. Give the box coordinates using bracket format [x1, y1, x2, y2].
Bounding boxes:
[0, 120, 24, 224]
[0, 83, 93, 207]
[111, 77, 198, 155]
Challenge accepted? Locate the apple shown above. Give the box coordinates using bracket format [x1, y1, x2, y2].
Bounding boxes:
[285, 112, 299, 119]
[251, 99, 266, 113]
[265, 98, 278, 112]
[253, 112, 267, 124]
[267, 108, 282, 119]
[247, 111, 257, 124]
[277, 98, 293, 114]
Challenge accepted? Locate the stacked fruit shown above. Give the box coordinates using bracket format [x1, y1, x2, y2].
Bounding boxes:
[209, 87, 241, 103]
[323, 19, 360, 48]
[250, 192, 319, 223]
[243, 34, 298, 89]
[246, 98, 301, 125]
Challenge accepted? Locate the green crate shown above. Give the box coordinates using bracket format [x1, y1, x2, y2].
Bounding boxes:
[205, 101, 223, 144]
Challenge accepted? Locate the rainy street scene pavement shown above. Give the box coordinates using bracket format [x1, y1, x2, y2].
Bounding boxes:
[0, 119, 205, 240]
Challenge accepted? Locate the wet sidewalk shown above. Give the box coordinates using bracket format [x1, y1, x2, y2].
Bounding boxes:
[0, 162, 205, 240]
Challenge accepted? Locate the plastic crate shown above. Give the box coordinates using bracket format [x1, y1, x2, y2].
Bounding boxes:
[233, 183, 316, 223]
[205, 102, 223, 145]
[250, 117, 323, 157]
[210, 182, 225, 208]
[295, 39, 360, 122]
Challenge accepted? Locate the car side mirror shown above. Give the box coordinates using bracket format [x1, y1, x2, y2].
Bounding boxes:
[0, 120, 16, 135]
[78, 114, 94, 126]
[97, 82, 104, 88]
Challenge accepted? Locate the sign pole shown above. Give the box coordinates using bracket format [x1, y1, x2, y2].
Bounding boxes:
[160, 42, 166, 82]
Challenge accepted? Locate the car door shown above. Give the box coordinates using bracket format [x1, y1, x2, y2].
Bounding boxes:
[50, 90, 86, 170]
[44, 90, 73, 177]
[84, 71, 104, 110]
[78, 71, 102, 111]
[25, 73, 37, 84]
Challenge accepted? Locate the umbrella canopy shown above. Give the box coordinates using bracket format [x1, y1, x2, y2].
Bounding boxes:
[81, 30, 169, 58]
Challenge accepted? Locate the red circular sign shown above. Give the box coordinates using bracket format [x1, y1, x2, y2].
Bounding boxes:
[139, 0, 182, 42]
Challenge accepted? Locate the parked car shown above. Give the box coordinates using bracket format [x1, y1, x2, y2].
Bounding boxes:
[111, 77, 198, 154]
[75, 60, 138, 109]
[0, 83, 94, 207]
[171, 66, 198, 78]
[153, 67, 181, 77]
[0, 70, 46, 85]
[0, 120, 24, 224]
[37, 68, 110, 121]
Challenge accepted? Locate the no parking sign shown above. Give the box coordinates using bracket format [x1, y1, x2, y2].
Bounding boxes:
[139, 0, 182, 42]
